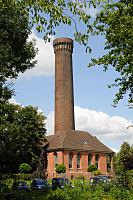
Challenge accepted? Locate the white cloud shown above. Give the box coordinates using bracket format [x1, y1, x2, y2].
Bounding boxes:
[110, 148, 119, 153]
[46, 106, 133, 150]
[19, 32, 55, 79]
[46, 111, 54, 135]
[8, 98, 133, 151]
[9, 98, 18, 105]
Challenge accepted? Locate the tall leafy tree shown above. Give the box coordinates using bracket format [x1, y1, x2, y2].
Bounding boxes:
[1, 0, 132, 107]
[89, 0, 133, 108]
[20, 0, 94, 45]
[114, 142, 133, 173]
[0, 103, 46, 173]
[17, 0, 133, 107]
[114, 142, 133, 187]
[0, 0, 37, 102]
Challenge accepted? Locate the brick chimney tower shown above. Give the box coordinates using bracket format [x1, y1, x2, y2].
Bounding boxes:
[53, 38, 75, 134]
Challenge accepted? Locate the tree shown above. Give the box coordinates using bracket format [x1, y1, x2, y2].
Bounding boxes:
[0, 0, 37, 102]
[0, 103, 46, 173]
[55, 164, 66, 174]
[114, 142, 133, 187]
[1, 1, 132, 107]
[20, 0, 93, 45]
[17, 0, 133, 107]
[114, 142, 133, 173]
[89, 0, 133, 108]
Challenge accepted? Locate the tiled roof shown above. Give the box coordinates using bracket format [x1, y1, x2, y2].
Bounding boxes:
[45, 130, 113, 153]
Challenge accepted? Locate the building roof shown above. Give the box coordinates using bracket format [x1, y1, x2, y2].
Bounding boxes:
[44, 130, 113, 154]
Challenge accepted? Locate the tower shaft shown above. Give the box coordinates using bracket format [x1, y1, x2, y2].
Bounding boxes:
[53, 38, 75, 134]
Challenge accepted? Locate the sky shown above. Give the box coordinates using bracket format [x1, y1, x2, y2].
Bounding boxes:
[11, 9, 133, 153]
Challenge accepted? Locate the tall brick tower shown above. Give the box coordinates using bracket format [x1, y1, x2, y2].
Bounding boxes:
[53, 38, 75, 134]
[46, 37, 114, 179]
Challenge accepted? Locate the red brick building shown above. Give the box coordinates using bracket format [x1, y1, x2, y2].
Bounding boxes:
[46, 130, 114, 179]
[44, 38, 114, 179]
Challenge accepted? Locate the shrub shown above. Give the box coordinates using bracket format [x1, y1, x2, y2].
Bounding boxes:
[19, 163, 32, 174]
[87, 164, 97, 172]
[55, 164, 66, 174]
[94, 169, 101, 176]
[75, 175, 85, 181]
[47, 189, 69, 200]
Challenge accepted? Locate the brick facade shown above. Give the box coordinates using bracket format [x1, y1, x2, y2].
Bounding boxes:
[46, 151, 113, 179]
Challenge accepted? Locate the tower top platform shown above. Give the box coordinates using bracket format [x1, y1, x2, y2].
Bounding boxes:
[53, 38, 73, 53]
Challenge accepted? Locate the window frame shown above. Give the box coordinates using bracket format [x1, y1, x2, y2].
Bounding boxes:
[77, 152, 81, 169]
[69, 152, 73, 169]
[95, 154, 100, 169]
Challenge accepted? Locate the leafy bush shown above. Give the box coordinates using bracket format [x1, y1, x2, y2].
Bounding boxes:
[48, 183, 133, 200]
[87, 164, 97, 172]
[55, 164, 66, 174]
[47, 189, 69, 200]
[75, 175, 85, 181]
[94, 169, 101, 176]
[109, 186, 133, 200]
[1, 178, 133, 200]
[19, 163, 32, 174]
[13, 191, 48, 200]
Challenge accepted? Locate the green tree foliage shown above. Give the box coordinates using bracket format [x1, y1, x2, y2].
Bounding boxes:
[18, 0, 133, 107]
[20, 0, 94, 46]
[0, 103, 46, 173]
[114, 142, 133, 187]
[19, 163, 32, 174]
[114, 142, 133, 174]
[89, 0, 133, 108]
[55, 164, 66, 174]
[1, 0, 132, 107]
[0, 0, 37, 102]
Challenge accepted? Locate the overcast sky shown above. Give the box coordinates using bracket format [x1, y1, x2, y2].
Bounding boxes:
[12, 22, 133, 153]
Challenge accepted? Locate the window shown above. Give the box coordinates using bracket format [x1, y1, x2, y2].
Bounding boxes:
[88, 154, 92, 165]
[95, 154, 100, 169]
[81, 140, 87, 145]
[69, 152, 73, 168]
[54, 152, 58, 167]
[77, 153, 81, 168]
[106, 154, 111, 172]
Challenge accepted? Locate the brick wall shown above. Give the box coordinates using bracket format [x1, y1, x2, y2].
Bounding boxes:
[47, 150, 110, 179]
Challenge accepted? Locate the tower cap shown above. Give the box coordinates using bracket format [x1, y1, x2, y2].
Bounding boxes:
[53, 37, 73, 46]
[53, 37, 73, 53]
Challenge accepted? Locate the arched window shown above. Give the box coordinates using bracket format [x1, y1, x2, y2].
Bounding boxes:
[69, 152, 73, 168]
[77, 153, 81, 168]
[88, 154, 92, 166]
[95, 154, 100, 169]
[54, 152, 58, 167]
[106, 154, 111, 172]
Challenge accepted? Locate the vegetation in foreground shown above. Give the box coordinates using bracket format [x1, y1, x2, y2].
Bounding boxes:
[0, 141, 133, 199]
[0, 180, 133, 200]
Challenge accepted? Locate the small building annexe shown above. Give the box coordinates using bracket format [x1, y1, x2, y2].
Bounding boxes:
[46, 130, 114, 179]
